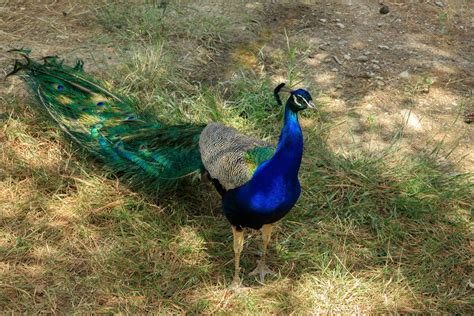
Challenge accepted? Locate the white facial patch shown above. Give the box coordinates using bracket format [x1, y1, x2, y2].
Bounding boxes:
[292, 95, 302, 107]
[301, 98, 312, 108]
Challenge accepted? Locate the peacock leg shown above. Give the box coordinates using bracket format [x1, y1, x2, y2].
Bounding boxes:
[250, 223, 276, 283]
[231, 225, 244, 287]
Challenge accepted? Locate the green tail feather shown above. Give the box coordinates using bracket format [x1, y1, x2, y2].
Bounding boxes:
[9, 52, 205, 193]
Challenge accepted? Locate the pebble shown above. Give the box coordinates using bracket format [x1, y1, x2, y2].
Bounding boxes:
[336, 23, 345, 29]
[375, 76, 384, 80]
[319, 18, 327, 23]
[366, 71, 375, 78]
[372, 59, 380, 63]
[435, 1, 444, 7]
[343, 54, 351, 60]
[377, 81, 385, 87]
[378, 45, 389, 50]
[399, 70, 410, 79]
[331, 67, 339, 72]
[338, 40, 348, 46]
[377, 22, 384, 27]
[356, 55, 369, 62]
[400, 110, 423, 131]
[372, 64, 381, 70]
[380, 5, 390, 14]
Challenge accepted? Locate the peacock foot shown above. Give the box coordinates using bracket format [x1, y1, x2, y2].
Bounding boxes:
[249, 260, 276, 283]
[229, 275, 241, 289]
[229, 276, 250, 292]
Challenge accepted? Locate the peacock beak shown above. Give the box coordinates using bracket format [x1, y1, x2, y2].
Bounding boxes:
[307, 100, 317, 109]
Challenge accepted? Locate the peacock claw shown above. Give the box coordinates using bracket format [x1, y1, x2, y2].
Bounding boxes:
[249, 260, 275, 283]
[229, 277, 250, 292]
[229, 279, 242, 290]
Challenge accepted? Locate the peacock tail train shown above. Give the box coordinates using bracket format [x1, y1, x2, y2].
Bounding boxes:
[8, 52, 205, 193]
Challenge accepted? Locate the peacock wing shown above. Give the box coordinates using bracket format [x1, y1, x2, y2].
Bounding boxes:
[199, 123, 274, 190]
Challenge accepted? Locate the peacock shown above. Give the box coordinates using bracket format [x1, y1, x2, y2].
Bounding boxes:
[8, 51, 316, 287]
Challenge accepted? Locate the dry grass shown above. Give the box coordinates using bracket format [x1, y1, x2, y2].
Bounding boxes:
[1, 0, 473, 313]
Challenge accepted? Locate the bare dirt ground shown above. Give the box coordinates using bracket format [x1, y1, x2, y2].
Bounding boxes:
[223, 0, 474, 171]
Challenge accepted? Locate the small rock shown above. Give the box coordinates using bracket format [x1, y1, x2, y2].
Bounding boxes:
[400, 110, 423, 131]
[356, 55, 369, 62]
[319, 18, 327, 23]
[380, 5, 390, 14]
[343, 54, 351, 60]
[378, 45, 389, 50]
[336, 23, 345, 29]
[331, 67, 339, 72]
[377, 22, 384, 27]
[365, 51, 372, 55]
[375, 76, 384, 80]
[377, 81, 385, 87]
[399, 70, 410, 79]
[372, 64, 381, 70]
[435, 1, 444, 7]
[372, 59, 379, 64]
[366, 71, 375, 78]
[336, 84, 343, 89]
[335, 18, 341, 22]
[338, 40, 348, 46]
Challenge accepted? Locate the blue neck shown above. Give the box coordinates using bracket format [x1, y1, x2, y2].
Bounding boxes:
[271, 104, 303, 176]
[224, 103, 304, 226]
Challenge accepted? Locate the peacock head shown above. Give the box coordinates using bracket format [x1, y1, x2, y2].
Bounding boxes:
[274, 83, 316, 112]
